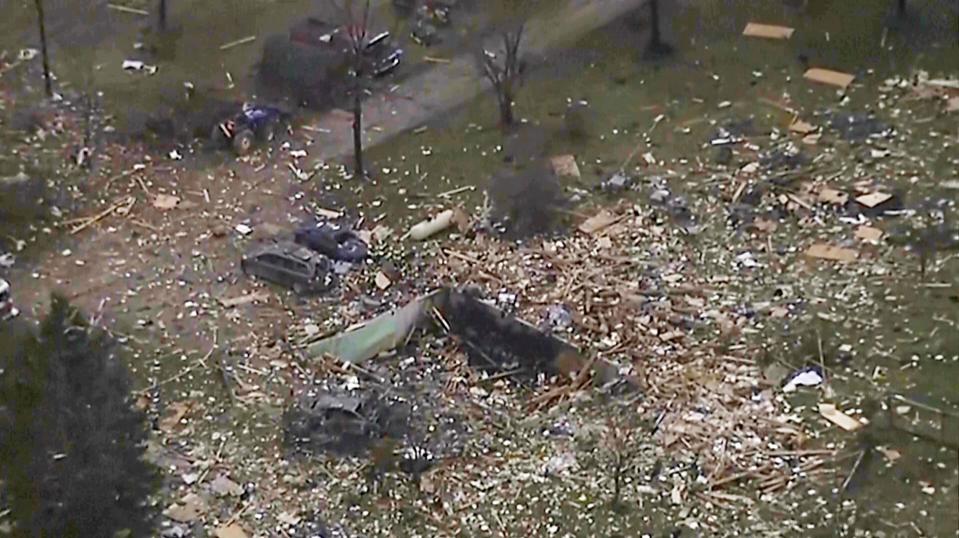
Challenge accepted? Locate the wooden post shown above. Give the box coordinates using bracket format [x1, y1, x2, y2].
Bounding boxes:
[34, 0, 52, 97]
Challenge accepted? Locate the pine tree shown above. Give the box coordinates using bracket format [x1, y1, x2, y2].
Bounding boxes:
[0, 295, 160, 537]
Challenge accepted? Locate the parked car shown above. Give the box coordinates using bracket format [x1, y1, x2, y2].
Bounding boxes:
[240, 242, 335, 294]
[211, 104, 289, 156]
[294, 222, 368, 262]
[289, 18, 403, 77]
[0, 279, 19, 321]
[257, 18, 403, 107]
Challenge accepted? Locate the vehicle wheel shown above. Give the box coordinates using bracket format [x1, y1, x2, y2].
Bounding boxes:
[210, 123, 230, 150]
[255, 121, 276, 143]
[233, 129, 255, 156]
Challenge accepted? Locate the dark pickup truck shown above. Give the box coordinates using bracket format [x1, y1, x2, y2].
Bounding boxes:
[258, 17, 403, 108]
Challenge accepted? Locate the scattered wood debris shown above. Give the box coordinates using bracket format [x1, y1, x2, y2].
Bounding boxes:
[854, 225, 883, 243]
[578, 209, 621, 235]
[804, 68, 856, 89]
[818, 403, 866, 432]
[218, 291, 268, 308]
[805, 243, 859, 262]
[743, 23, 795, 40]
[550, 154, 581, 178]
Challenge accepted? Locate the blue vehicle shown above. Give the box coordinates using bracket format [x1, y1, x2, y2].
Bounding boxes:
[211, 103, 289, 156]
[294, 222, 369, 262]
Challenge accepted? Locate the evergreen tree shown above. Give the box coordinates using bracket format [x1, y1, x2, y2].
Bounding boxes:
[0, 295, 159, 537]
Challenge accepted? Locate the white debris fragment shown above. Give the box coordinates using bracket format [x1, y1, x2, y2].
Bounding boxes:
[783, 369, 824, 393]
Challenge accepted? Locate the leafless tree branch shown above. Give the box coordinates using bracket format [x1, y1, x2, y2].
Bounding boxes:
[476, 21, 525, 127]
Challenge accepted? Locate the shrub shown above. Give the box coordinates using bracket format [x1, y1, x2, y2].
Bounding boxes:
[488, 159, 567, 238]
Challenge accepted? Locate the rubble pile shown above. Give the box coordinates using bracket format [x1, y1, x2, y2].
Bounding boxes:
[432, 203, 813, 493]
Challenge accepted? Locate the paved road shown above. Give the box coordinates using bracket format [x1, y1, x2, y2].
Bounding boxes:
[307, 0, 650, 162]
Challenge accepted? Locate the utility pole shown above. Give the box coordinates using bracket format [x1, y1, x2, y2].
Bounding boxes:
[158, 0, 168, 31]
[649, 0, 662, 49]
[34, 0, 52, 97]
[645, 0, 673, 58]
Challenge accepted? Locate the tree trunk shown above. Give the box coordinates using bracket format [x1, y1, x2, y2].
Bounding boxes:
[34, 0, 52, 98]
[897, 0, 906, 16]
[158, 0, 168, 31]
[500, 98, 514, 127]
[649, 0, 662, 48]
[352, 83, 365, 179]
[498, 85, 514, 127]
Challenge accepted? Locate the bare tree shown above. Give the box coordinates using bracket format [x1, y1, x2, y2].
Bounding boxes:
[605, 418, 628, 507]
[33, 0, 52, 97]
[478, 27, 524, 128]
[330, 0, 374, 179]
[602, 412, 644, 509]
[475, 0, 534, 129]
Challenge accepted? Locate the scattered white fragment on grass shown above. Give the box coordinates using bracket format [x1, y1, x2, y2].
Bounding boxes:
[783, 369, 823, 392]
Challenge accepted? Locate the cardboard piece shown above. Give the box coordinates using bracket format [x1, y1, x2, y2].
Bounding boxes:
[805, 243, 858, 262]
[855, 192, 893, 208]
[375, 271, 392, 290]
[854, 225, 883, 243]
[215, 525, 249, 538]
[152, 194, 180, 210]
[164, 493, 207, 523]
[743, 22, 795, 40]
[550, 155, 581, 179]
[804, 68, 855, 89]
[578, 210, 621, 235]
